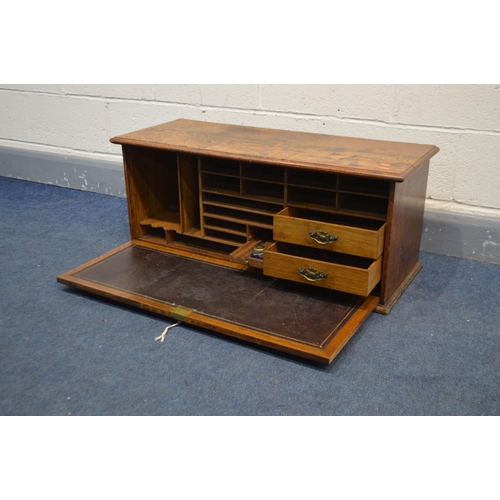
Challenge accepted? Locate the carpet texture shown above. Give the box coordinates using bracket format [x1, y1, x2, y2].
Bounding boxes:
[1, 176, 499, 415]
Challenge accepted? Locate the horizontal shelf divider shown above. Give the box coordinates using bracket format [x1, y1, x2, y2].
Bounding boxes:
[337, 189, 390, 199]
[183, 227, 203, 238]
[202, 199, 280, 216]
[241, 192, 284, 205]
[287, 184, 389, 198]
[203, 236, 242, 247]
[203, 189, 283, 207]
[203, 224, 247, 237]
[202, 187, 241, 197]
[287, 182, 337, 193]
[241, 176, 284, 185]
[203, 210, 273, 230]
[173, 227, 246, 247]
[140, 211, 181, 230]
[201, 169, 241, 179]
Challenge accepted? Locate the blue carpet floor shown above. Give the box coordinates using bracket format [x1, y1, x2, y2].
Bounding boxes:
[1, 176, 499, 415]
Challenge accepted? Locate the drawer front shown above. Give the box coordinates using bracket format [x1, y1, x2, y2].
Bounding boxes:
[263, 244, 382, 297]
[274, 209, 385, 259]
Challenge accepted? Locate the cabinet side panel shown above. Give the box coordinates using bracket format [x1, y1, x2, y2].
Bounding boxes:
[122, 145, 178, 239]
[380, 160, 429, 306]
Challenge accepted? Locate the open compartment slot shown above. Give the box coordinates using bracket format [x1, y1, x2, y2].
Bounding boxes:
[242, 179, 284, 204]
[202, 204, 274, 230]
[200, 156, 241, 198]
[202, 192, 280, 217]
[287, 185, 337, 212]
[288, 169, 338, 190]
[203, 216, 248, 237]
[241, 163, 285, 184]
[200, 156, 240, 177]
[338, 175, 390, 198]
[203, 228, 248, 246]
[123, 145, 181, 239]
[337, 193, 388, 220]
[165, 233, 238, 259]
[202, 172, 241, 197]
[140, 210, 181, 231]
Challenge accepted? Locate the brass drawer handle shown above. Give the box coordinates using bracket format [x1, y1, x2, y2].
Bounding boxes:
[309, 230, 338, 245]
[299, 267, 328, 282]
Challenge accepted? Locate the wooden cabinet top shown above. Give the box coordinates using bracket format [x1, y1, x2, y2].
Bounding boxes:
[111, 119, 439, 182]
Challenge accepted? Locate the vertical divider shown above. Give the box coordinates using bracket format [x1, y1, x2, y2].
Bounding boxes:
[178, 153, 200, 234]
[198, 156, 205, 237]
[176, 154, 183, 232]
[335, 174, 340, 212]
[238, 161, 247, 238]
[239, 161, 243, 197]
[283, 167, 289, 207]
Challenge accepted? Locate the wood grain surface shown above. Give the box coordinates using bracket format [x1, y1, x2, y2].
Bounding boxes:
[111, 119, 439, 182]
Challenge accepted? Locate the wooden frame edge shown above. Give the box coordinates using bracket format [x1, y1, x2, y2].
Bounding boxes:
[56, 241, 133, 284]
[375, 261, 422, 314]
[323, 295, 379, 361]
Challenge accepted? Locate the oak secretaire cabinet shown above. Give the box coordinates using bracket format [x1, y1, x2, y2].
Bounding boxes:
[58, 120, 439, 364]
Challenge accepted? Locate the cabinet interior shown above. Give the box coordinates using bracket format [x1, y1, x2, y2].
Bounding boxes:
[127, 150, 391, 267]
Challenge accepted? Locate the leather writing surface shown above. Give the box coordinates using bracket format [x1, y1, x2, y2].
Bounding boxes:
[74, 245, 366, 348]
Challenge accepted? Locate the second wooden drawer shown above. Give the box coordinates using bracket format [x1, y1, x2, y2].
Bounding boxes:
[263, 242, 382, 296]
[273, 207, 386, 259]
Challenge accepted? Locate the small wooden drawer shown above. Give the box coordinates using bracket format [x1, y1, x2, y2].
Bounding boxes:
[273, 207, 385, 259]
[263, 242, 382, 296]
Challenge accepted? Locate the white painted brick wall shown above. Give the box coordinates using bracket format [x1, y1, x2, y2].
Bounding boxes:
[1, 84, 499, 219]
[454, 134, 500, 209]
[153, 84, 261, 109]
[260, 84, 395, 121]
[107, 100, 205, 155]
[0, 91, 30, 141]
[394, 85, 500, 132]
[25, 93, 108, 153]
